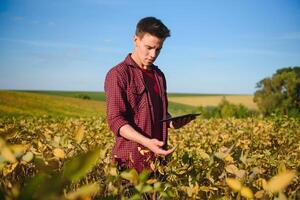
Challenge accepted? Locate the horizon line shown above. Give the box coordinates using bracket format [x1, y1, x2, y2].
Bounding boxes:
[0, 89, 254, 95]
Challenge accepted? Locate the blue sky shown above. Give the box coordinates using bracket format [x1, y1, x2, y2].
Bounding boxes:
[0, 0, 299, 94]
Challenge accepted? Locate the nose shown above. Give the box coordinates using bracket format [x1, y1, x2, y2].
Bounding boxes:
[150, 49, 158, 59]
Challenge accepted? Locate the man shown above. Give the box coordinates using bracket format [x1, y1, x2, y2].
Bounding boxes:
[104, 17, 194, 173]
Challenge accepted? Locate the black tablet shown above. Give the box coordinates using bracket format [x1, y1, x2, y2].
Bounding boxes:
[160, 113, 200, 122]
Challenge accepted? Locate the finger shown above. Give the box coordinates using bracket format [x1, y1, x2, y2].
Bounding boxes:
[158, 145, 177, 156]
[169, 121, 174, 128]
[153, 139, 164, 147]
[154, 147, 172, 155]
[172, 120, 179, 128]
[165, 145, 177, 155]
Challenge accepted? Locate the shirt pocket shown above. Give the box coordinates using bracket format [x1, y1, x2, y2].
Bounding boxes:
[128, 84, 147, 112]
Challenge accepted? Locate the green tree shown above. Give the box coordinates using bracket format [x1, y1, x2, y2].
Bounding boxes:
[254, 66, 300, 117]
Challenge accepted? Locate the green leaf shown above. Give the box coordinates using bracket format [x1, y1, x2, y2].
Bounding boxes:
[129, 194, 141, 200]
[160, 191, 169, 198]
[135, 182, 153, 193]
[277, 162, 286, 174]
[120, 168, 139, 185]
[18, 172, 65, 200]
[141, 185, 153, 193]
[65, 183, 100, 199]
[34, 157, 55, 172]
[139, 169, 151, 183]
[18, 172, 48, 200]
[182, 152, 190, 164]
[63, 148, 101, 182]
[135, 183, 144, 193]
[214, 152, 227, 160]
[199, 151, 210, 160]
[22, 152, 34, 163]
[239, 150, 248, 165]
[154, 182, 161, 191]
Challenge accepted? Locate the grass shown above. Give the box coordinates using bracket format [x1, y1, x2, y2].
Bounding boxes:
[22, 90, 106, 101]
[0, 91, 106, 118]
[168, 102, 198, 116]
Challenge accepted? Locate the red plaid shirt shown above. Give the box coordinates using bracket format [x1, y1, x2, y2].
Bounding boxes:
[104, 54, 169, 172]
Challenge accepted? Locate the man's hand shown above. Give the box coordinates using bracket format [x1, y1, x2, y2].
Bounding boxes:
[119, 124, 176, 156]
[143, 138, 176, 156]
[170, 115, 196, 129]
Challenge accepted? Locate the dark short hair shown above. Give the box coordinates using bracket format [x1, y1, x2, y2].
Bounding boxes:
[135, 17, 170, 39]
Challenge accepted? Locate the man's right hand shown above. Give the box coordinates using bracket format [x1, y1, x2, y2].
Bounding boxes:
[119, 124, 176, 156]
[143, 138, 176, 156]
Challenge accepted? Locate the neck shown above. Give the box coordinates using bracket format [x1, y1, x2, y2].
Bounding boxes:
[131, 52, 150, 70]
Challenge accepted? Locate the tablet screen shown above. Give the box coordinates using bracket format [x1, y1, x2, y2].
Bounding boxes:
[160, 113, 200, 122]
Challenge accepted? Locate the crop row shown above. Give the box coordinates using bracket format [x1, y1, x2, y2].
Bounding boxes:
[0, 116, 299, 199]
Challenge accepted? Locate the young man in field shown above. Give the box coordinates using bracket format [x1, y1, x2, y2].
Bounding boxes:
[104, 17, 194, 173]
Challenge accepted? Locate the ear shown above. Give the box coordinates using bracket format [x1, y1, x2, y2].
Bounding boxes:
[133, 35, 140, 47]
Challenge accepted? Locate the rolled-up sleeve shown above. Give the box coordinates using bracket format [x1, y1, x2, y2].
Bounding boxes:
[104, 68, 130, 136]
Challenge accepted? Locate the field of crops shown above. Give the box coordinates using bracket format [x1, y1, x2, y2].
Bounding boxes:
[168, 95, 257, 110]
[1, 115, 299, 199]
[0, 91, 106, 117]
[0, 91, 200, 117]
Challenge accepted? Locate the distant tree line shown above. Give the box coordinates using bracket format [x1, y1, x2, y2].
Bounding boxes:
[197, 98, 257, 119]
[75, 94, 91, 100]
[196, 66, 300, 119]
[254, 66, 300, 118]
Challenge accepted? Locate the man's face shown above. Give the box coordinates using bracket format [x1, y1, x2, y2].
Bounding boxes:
[133, 33, 164, 68]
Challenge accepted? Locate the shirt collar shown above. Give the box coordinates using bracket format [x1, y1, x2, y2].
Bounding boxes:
[124, 54, 139, 68]
[124, 53, 157, 71]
